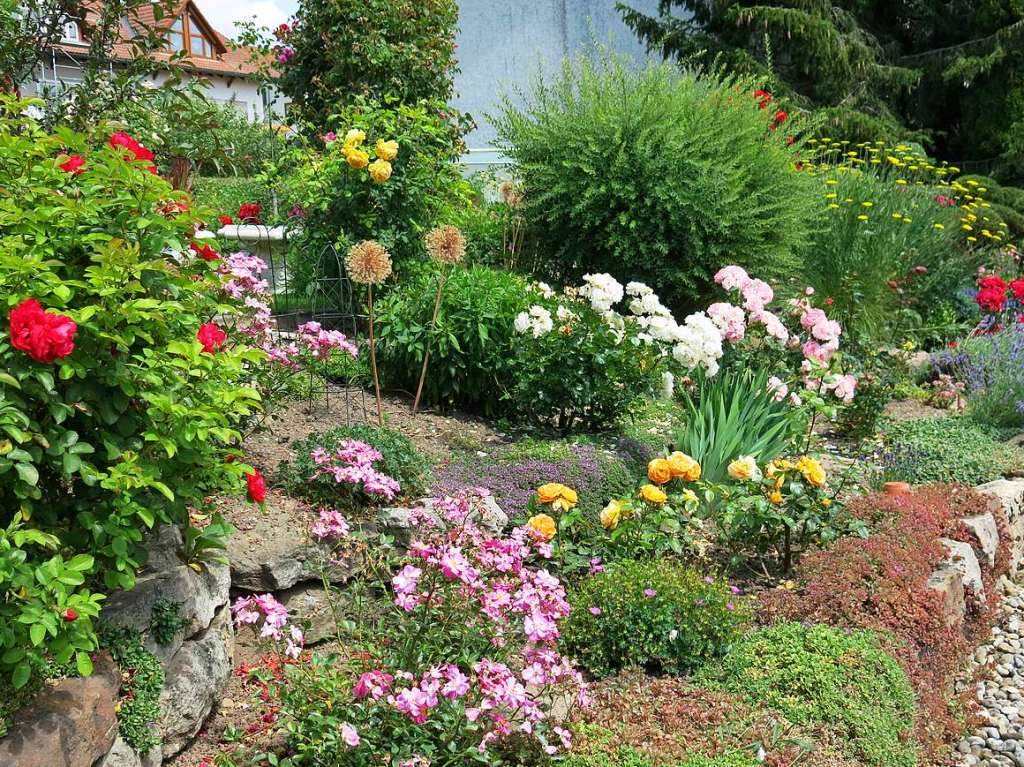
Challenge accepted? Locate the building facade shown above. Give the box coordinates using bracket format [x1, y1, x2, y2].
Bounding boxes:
[24, 0, 283, 124]
[452, 0, 660, 166]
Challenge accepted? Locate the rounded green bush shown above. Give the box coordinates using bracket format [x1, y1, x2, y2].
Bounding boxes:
[492, 53, 818, 311]
[697, 622, 918, 767]
[563, 559, 750, 677]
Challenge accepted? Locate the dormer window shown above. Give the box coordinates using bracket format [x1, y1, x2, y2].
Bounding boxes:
[62, 21, 82, 43]
[168, 11, 217, 58]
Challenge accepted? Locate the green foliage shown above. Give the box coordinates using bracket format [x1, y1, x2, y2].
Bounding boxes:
[698, 622, 918, 767]
[185, 102, 284, 178]
[675, 370, 795, 485]
[274, 98, 469, 291]
[0, 98, 263, 688]
[562, 745, 657, 767]
[879, 415, 1024, 486]
[262, 0, 462, 130]
[618, 0, 1024, 173]
[191, 177, 276, 223]
[282, 425, 429, 507]
[101, 626, 164, 755]
[148, 598, 188, 647]
[492, 54, 818, 310]
[376, 266, 530, 415]
[563, 559, 749, 677]
[798, 168, 973, 346]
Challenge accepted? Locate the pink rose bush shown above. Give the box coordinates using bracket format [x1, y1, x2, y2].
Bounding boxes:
[310, 439, 402, 501]
[234, 490, 587, 763]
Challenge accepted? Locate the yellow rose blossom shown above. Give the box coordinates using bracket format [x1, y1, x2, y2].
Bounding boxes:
[368, 159, 393, 183]
[527, 514, 557, 542]
[667, 451, 701, 482]
[795, 456, 827, 487]
[727, 456, 758, 482]
[536, 483, 578, 511]
[647, 458, 674, 485]
[600, 500, 623, 531]
[375, 138, 399, 161]
[345, 149, 370, 169]
[344, 128, 366, 147]
[768, 491, 783, 504]
[821, 498, 832, 508]
[640, 484, 667, 505]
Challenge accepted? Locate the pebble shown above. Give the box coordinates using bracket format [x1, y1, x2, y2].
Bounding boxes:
[957, 584, 1024, 767]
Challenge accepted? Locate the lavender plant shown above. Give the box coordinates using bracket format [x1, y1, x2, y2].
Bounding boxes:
[931, 326, 1024, 428]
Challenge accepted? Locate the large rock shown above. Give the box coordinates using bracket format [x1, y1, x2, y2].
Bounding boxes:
[96, 736, 141, 767]
[278, 584, 346, 645]
[0, 652, 118, 767]
[927, 565, 967, 628]
[381, 494, 508, 546]
[940, 538, 985, 601]
[159, 604, 234, 757]
[977, 479, 1024, 571]
[961, 512, 1001, 568]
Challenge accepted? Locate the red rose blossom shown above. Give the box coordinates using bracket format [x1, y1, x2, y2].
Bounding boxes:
[190, 242, 220, 262]
[978, 275, 1008, 292]
[9, 298, 77, 363]
[1010, 278, 1024, 301]
[753, 89, 772, 109]
[59, 155, 86, 175]
[63, 608, 78, 622]
[976, 286, 1007, 313]
[218, 214, 234, 226]
[109, 132, 157, 173]
[197, 323, 227, 353]
[238, 203, 263, 224]
[773, 110, 788, 126]
[247, 469, 267, 503]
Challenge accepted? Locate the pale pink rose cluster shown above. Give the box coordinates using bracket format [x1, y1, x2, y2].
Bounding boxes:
[309, 508, 351, 541]
[297, 321, 359, 360]
[231, 593, 304, 657]
[311, 440, 401, 500]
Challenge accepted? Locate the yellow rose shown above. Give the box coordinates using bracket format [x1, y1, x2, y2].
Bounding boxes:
[727, 456, 758, 482]
[527, 513, 557, 541]
[368, 159, 393, 183]
[668, 451, 701, 482]
[344, 128, 366, 147]
[821, 497, 832, 508]
[345, 149, 370, 169]
[376, 138, 399, 161]
[537, 483, 563, 504]
[796, 456, 826, 487]
[600, 501, 622, 531]
[553, 486, 578, 512]
[647, 458, 673, 485]
[640, 484, 667, 505]
[768, 491, 783, 504]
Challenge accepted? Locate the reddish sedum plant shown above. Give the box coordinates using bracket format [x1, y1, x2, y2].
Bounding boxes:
[761, 483, 1010, 757]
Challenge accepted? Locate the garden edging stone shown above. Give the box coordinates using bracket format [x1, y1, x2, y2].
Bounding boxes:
[978, 480, 1024, 571]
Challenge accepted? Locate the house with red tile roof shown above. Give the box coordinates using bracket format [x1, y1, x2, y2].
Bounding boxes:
[24, 0, 285, 123]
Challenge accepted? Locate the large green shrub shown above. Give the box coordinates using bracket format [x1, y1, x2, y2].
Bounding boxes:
[563, 559, 749, 677]
[492, 54, 818, 310]
[698, 622, 918, 767]
[192, 176, 277, 223]
[879, 416, 1024, 486]
[0, 98, 263, 688]
[376, 265, 530, 414]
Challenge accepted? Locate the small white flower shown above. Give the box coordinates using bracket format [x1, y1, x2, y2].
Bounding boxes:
[514, 312, 531, 334]
[626, 281, 653, 297]
[661, 371, 675, 400]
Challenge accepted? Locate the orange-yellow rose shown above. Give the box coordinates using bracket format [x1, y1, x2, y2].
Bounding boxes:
[796, 456, 826, 487]
[768, 490, 783, 504]
[368, 159, 393, 183]
[345, 149, 370, 169]
[727, 456, 758, 482]
[640, 484, 667, 504]
[344, 128, 366, 147]
[668, 451, 701, 482]
[527, 513, 557, 541]
[600, 500, 623, 530]
[376, 138, 399, 161]
[647, 458, 673, 485]
[537, 483, 578, 511]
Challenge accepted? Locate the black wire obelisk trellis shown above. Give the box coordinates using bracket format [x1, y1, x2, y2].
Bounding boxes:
[305, 243, 369, 423]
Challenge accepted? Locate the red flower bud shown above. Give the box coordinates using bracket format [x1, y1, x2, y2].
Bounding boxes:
[59, 155, 86, 175]
[197, 323, 227, 354]
[247, 469, 267, 503]
[63, 608, 78, 622]
[218, 215, 234, 226]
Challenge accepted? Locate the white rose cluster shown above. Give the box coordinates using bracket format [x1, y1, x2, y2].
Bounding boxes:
[513, 305, 554, 338]
[671, 312, 724, 377]
[579, 273, 624, 313]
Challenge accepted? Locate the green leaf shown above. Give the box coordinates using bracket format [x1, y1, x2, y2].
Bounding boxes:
[29, 623, 46, 647]
[0, 372, 20, 388]
[75, 651, 93, 677]
[15, 463, 39, 486]
[11, 663, 30, 690]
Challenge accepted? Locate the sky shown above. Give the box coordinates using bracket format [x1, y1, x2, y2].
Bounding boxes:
[197, 0, 299, 38]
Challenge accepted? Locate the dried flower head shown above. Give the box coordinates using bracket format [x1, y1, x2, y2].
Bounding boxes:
[346, 240, 392, 285]
[424, 225, 466, 265]
[499, 180, 523, 208]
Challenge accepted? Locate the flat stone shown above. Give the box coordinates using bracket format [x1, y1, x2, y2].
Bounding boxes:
[928, 564, 967, 627]
[941, 538, 986, 600]
[977, 480, 1024, 571]
[159, 604, 234, 757]
[278, 583, 346, 645]
[963, 512, 1002, 568]
[0, 652, 119, 767]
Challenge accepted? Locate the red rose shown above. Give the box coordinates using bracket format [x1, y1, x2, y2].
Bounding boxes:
[218, 214, 234, 226]
[978, 275, 1008, 292]
[63, 608, 78, 622]
[109, 132, 157, 172]
[1010, 279, 1024, 301]
[9, 298, 78, 363]
[238, 203, 263, 224]
[773, 110, 788, 126]
[190, 242, 221, 262]
[976, 287, 1007, 313]
[948, 340, 958, 348]
[197, 322, 227, 353]
[753, 89, 772, 109]
[59, 155, 86, 175]
[246, 469, 267, 503]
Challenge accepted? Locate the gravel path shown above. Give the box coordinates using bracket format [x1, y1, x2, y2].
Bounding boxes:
[958, 581, 1024, 766]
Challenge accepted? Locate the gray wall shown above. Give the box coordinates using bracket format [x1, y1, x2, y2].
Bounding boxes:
[452, 0, 660, 158]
